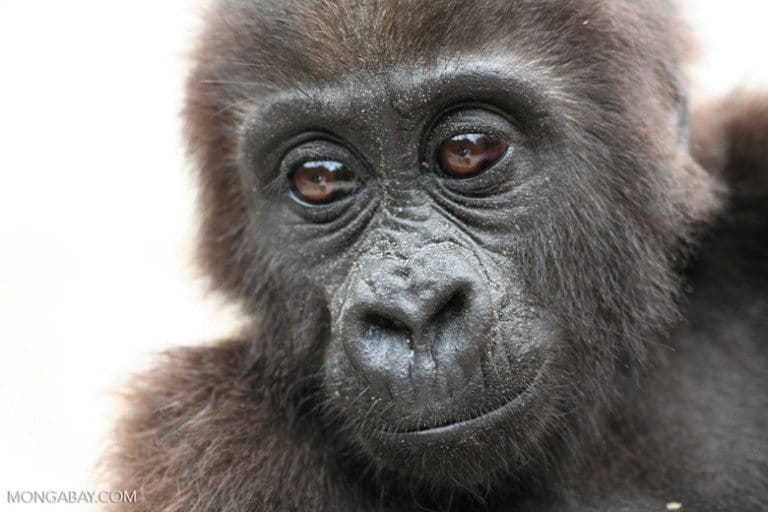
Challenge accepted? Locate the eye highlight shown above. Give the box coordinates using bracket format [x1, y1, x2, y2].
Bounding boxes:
[437, 134, 508, 178]
[291, 160, 359, 204]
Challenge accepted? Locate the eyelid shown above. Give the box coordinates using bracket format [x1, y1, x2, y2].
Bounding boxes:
[279, 136, 371, 180]
[282, 147, 346, 184]
[427, 102, 520, 133]
[281, 140, 346, 168]
[424, 106, 516, 150]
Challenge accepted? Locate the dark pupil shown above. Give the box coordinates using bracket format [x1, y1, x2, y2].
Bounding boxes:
[438, 133, 508, 177]
[292, 160, 356, 203]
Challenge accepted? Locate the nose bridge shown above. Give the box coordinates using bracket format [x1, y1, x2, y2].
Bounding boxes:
[334, 203, 486, 326]
[365, 202, 456, 259]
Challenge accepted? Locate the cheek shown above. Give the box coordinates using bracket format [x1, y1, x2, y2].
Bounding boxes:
[322, 338, 366, 412]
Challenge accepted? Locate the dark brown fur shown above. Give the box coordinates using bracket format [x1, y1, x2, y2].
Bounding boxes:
[106, 1, 767, 510]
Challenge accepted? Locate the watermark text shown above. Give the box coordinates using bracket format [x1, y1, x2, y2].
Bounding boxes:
[6, 490, 138, 505]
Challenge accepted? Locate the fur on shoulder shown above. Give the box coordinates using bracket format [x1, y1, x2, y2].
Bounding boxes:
[103, 339, 354, 511]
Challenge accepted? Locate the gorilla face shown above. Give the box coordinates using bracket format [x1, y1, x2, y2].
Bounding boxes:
[190, 0, 720, 487]
[237, 63, 676, 483]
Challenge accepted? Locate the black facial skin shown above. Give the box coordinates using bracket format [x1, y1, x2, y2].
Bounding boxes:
[108, 1, 768, 510]
[239, 61, 567, 480]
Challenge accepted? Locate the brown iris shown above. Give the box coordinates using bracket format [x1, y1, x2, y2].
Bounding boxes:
[438, 133, 508, 178]
[291, 160, 358, 204]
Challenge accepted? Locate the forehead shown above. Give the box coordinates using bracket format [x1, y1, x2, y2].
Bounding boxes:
[208, 0, 678, 91]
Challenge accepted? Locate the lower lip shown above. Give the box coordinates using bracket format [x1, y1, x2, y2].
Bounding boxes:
[378, 379, 541, 440]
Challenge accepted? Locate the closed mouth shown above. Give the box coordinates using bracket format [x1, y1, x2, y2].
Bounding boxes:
[389, 385, 537, 437]
[377, 363, 546, 439]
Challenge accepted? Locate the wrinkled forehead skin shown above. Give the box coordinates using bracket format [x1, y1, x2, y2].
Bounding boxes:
[186, 0, 689, 299]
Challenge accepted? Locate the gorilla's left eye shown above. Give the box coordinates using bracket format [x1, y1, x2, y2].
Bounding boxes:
[437, 133, 508, 178]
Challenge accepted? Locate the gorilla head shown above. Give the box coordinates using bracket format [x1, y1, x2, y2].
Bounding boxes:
[185, 0, 721, 488]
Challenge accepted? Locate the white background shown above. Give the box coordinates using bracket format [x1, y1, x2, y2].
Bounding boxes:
[0, 1, 766, 510]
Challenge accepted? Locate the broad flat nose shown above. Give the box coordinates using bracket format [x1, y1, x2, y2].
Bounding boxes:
[358, 278, 470, 350]
[338, 246, 492, 408]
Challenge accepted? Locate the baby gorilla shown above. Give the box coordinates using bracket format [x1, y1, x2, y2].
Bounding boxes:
[108, 1, 768, 510]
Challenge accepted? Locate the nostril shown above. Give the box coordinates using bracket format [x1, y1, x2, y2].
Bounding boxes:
[432, 288, 468, 320]
[430, 288, 470, 335]
[362, 312, 413, 346]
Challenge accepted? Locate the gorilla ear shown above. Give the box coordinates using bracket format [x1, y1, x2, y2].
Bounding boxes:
[687, 92, 768, 226]
[666, 153, 725, 229]
[691, 92, 768, 178]
[661, 71, 725, 230]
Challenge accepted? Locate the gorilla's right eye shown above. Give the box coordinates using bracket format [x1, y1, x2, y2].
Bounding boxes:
[437, 133, 508, 178]
[290, 160, 360, 204]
